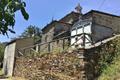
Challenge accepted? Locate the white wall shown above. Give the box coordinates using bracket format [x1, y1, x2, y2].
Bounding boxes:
[71, 21, 113, 48]
[71, 22, 92, 48]
[3, 42, 16, 77]
[2, 38, 34, 77]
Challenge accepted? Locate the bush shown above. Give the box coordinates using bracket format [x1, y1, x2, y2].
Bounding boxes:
[98, 37, 120, 80]
[0, 43, 5, 63]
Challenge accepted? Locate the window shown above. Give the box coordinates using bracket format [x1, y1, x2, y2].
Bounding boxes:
[77, 26, 82, 29]
[72, 28, 76, 31]
[84, 23, 90, 27]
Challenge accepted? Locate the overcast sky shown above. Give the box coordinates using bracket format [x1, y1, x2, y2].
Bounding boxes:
[0, 0, 120, 42]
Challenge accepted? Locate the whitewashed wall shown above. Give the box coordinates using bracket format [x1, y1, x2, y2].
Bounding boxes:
[71, 21, 113, 48]
[2, 38, 34, 77]
[3, 42, 16, 76]
[71, 22, 92, 48]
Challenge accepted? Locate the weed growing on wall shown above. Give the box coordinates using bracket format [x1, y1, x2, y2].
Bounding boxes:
[98, 37, 120, 79]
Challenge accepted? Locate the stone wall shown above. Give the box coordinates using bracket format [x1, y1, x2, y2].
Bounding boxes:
[41, 12, 80, 44]
[36, 38, 70, 54]
[13, 36, 119, 80]
[16, 38, 34, 56]
[92, 23, 114, 42]
[41, 26, 55, 43]
[83, 37, 118, 80]
[93, 12, 120, 33]
[13, 50, 85, 80]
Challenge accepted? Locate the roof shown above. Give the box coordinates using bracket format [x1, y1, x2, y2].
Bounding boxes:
[7, 39, 17, 45]
[84, 10, 120, 18]
[41, 10, 120, 33]
[41, 20, 57, 32]
[59, 11, 80, 21]
[6, 37, 32, 45]
[42, 20, 72, 32]
[42, 11, 80, 32]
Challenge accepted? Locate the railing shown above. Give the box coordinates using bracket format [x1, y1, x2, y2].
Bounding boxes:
[17, 33, 93, 56]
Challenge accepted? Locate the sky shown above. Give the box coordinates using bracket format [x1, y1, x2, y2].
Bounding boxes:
[0, 0, 120, 42]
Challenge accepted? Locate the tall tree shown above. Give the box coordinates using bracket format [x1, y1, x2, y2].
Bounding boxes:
[0, 0, 29, 35]
[21, 25, 35, 37]
[20, 25, 42, 43]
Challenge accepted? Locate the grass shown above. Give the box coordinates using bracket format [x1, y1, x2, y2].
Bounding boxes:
[98, 39, 120, 80]
[99, 48, 120, 80]
[99, 56, 120, 80]
[0, 68, 3, 76]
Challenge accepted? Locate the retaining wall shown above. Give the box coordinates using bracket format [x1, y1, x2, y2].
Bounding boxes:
[13, 37, 119, 80]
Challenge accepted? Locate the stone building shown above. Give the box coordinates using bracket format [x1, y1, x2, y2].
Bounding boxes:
[41, 11, 81, 43]
[3, 38, 34, 76]
[39, 11, 81, 52]
[41, 4, 82, 43]
[83, 10, 120, 34]
[3, 5, 120, 77]
[71, 19, 114, 48]
[71, 10, 120, 48]
[41, 10, 120, 49]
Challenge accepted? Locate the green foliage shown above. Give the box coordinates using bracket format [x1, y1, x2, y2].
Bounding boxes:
[20, 25, 42, 43]
[98, 37, 120, 80]
[99, 53, 120, 80]
[0, 0, 29, 35]
[98, 44, 115, 73]
[20, 25, 36, 37]
[0, 43, 5, 62]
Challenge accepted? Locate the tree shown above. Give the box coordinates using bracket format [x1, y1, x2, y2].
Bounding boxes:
[20, 25, 42, 43]
[21, 25, 35, 38]
[0, 43, 5, 63]
[0, 0, 29, 35]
